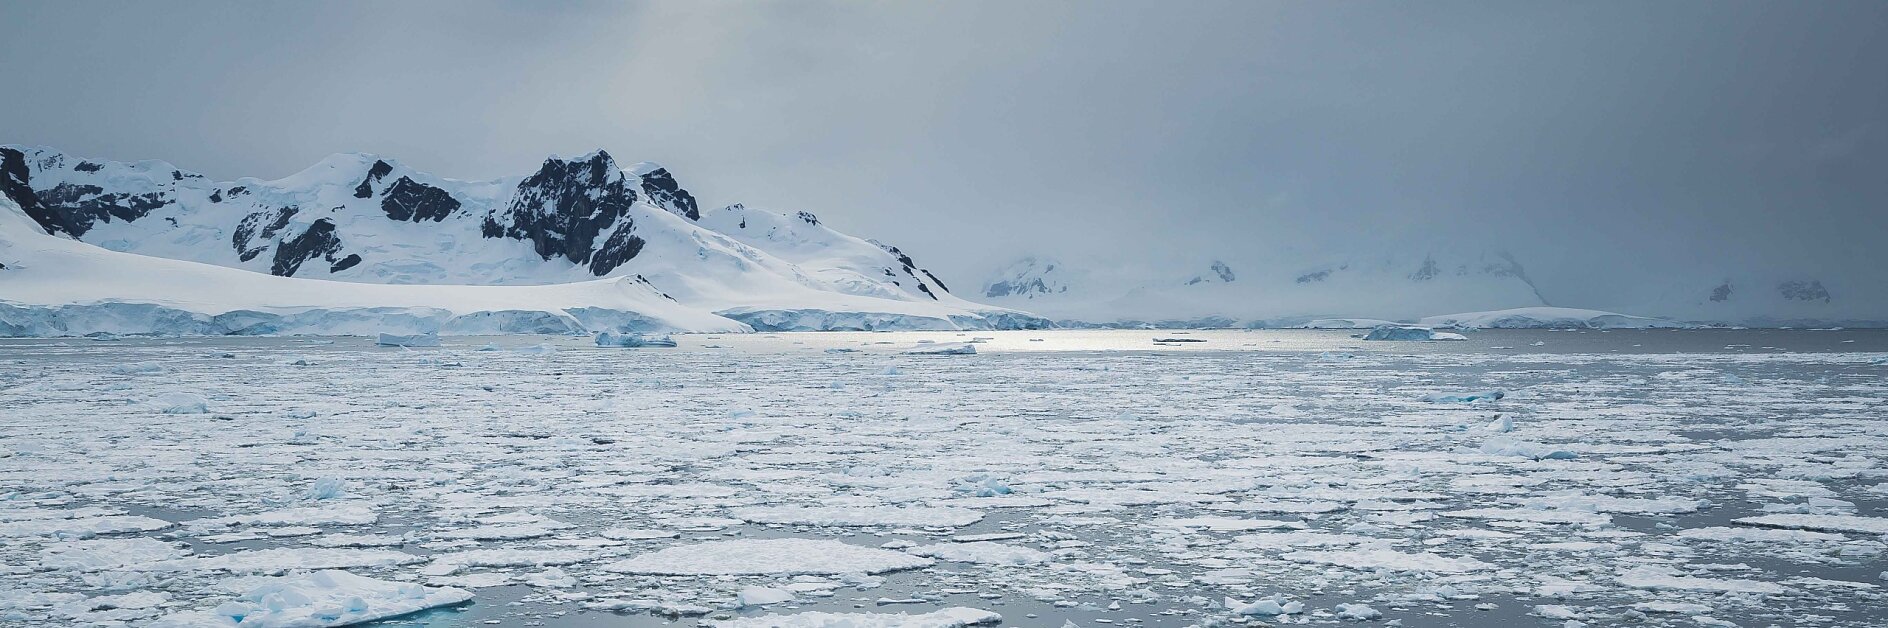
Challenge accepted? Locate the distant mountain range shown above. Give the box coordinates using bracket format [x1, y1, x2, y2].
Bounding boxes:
[977, 252, 1880, 328]
[0, 144, 1877, 336]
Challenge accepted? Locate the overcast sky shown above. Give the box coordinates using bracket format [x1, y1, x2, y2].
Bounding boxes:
[2, 1, 1883, 304]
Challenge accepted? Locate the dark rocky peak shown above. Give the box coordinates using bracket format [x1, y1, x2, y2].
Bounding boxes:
[0, 147, 72, 236]
[380, 177, 460, 222]
[270, 218, 358, 276]
[796, 211, 820, 226]
[1710, 280, 1733, 302]
[232, 206, 299, 262]
[354, 160, 394, 198]
[483, 150, 642, 272]
[1409, 256, 1441, 281]
[633, 164, 699, 221]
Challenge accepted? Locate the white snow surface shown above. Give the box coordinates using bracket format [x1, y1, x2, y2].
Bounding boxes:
[603, 539, 934, 575]
[708, 607, 1002, 628]
[148, 570, 471, 628]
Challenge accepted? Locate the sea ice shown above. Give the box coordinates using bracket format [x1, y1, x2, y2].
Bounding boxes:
[603, 538, 934, 575]
[147, 569, 471, 628]
[731, 505, 984, 527]
[906, 541, 1051, 566]
[708, 607, 1002, 628]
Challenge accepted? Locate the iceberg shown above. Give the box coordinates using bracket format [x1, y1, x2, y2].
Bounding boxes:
[374, 333, 439, 347]
[595, 331, 678, 347]
[1362, 325, 1466, 341]
[903, 342, 977, 355]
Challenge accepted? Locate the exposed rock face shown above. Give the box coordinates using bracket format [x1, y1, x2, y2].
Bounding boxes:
[589, 223, 646, 277]
[0, 147, 71, 236]
[381, 177, 460, 222]
[637, 167, 699, 221]
[3, 147, 172, 237]
[484, 151, 641, 273]
[355, 159, 393, 198]
[1711, 280, 1733, 302]
[876, 242, 941, 299]
[232, 206, 299, 262]
[271, 218, 350, 276]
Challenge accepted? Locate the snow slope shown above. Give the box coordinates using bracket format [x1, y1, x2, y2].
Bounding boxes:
[0, 146, 1047, 335]
[0, 197, 745, 336]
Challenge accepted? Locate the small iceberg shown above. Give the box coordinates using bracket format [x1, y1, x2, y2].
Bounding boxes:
[1362, 325, 1467, 341]
[1482, 436, 1576, 460]
[904, 342, 976, 355]
[376, 333, 439, 347]
[595, 332, 678, 348]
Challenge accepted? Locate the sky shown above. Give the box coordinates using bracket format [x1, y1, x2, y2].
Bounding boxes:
[2, 0, 1883, 307]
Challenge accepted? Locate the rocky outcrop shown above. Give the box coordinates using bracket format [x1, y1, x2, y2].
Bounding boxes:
[381, 176, 460, 222]
[271, 218, 353, 276]
[483, 151, 641, 273]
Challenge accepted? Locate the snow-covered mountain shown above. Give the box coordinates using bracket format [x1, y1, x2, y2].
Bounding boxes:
[0, 145, 1048, 335]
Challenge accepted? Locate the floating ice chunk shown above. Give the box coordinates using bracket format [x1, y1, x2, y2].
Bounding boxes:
[191, 504, 378, 528]
[731, 505, 984, 527]
[1284, 548, 1492, 573]
[903, 342, 976, 355]
[951, 474, 1013, 497]
[603, 538, 934, 575]
[1334, 603, 1382, 620]
[1226, 597, 1301, 616]
[708, 607, 1001, 628]
[37, 538, 190, 571]
[149, 391, 210, 414]
[1442, 507, 1611, 526]
[1519, 493, 1705, 514]
[1481, 436, 1576, 460]
[375, 332, 439, 347]
[110, 362, 169, 375]
[906, 541, 1050, 566]
[601, 528, 680, 540]
[306, 478, 347, 501]
[147, 569, 471, 628]
[596, 331, 677, 347]
[1677, 526, 1846, 543]
[0, 514, 173, 537]
[419, 548, 596, 576]
[1534, 604, 1582, 619]
[1631, 601, 1714, 614]
[1482, 415, 1515, 432]
[1362, 326, 1466, 341]
[1421, 390, 1505, 403]
[737, 586, 797, 607]
[1734, 513, 1888, 535]
[1616, 567, 1787, 594]
[522, 567, 577, 588]
[1153, 517, 1306, 531]
[137, 548, 424, 574]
